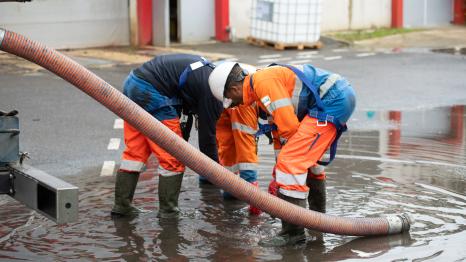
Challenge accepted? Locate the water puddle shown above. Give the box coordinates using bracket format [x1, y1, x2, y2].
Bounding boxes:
[1, 105, 465, 260]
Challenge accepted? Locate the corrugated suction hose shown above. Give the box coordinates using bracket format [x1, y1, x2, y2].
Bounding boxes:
[0, 28, 412, 236]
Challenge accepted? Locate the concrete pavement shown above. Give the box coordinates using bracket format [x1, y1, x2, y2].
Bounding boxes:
[351, 26, 466, 51]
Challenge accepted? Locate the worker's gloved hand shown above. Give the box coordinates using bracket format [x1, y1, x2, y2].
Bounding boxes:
[268, 179, 279, 197]
[248, 181, 262, 216]
[268, 166, 278, 196]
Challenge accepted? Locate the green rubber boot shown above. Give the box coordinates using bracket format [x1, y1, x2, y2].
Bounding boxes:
[307, 178, 326, 213]
[111, 170, 146, 217]
[157, 173, 184, 219]
[259, 193, 306, 247]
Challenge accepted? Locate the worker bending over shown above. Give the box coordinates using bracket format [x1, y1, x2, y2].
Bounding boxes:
[209, 62, 356, 246]
[112, 54, 222, 218]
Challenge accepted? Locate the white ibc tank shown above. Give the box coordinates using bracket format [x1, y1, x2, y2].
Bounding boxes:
[250, 0, 322, 44]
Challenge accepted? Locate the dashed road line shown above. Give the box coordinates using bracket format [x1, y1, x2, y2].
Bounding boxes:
[259, 54, 282, 59]
[295, 54, 322, 59]
[332, 48, 349, 53]
[257, 57, 292, 64]
[100, 161, 116, 177]
[356, 52, 376, 57]
[297, 51, 319, 55]
[107, 138, 121, 150]
[114, 119, 123, 129]
[323, 56, 342, 61]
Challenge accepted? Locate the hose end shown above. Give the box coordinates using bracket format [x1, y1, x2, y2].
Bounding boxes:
[386, 213, 413, 234]
[0, 28, 5, 48]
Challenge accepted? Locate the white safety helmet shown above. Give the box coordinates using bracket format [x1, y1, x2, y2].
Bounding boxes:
[209, 61, 257, 108]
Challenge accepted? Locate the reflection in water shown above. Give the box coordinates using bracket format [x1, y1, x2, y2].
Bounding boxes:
[1, 105, 465, 260]
[112, 217, 147, 261]
[157, 219, 188, 261]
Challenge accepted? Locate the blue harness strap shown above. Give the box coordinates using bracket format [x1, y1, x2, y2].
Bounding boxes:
[178, 57, 213, 88]
[279, 64, 347, 166]
[258, 64, 348, 166]
[255, 122, 277, 137]
[316, 120, 347, 166]
[268, 63, 326, 111]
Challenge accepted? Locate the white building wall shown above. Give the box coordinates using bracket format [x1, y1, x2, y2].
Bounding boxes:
[229, 0, 254, 39]
[350, 0, 391, 30]
[0, 0, 129, 49]
[320, 0, 351, 31]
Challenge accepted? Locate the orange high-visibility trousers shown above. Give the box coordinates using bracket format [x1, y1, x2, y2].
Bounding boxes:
[120, 118, 185, 176]
[216, 105, 258, 179]
[275, 116, 336, 199]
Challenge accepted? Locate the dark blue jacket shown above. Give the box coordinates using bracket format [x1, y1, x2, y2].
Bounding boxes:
[134, 53, 223, 162]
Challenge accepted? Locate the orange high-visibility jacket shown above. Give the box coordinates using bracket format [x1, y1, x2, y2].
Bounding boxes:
[243, 66, 299, 142]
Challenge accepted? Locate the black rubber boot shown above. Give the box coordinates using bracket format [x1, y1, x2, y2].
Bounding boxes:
[307, 178, 326, 213]
[259, 192, 306, 247]
[157, 173, 184, 219]
[111, 170, 147, 217]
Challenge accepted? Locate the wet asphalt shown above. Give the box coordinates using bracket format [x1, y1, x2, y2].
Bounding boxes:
[0, 41, 466, 261]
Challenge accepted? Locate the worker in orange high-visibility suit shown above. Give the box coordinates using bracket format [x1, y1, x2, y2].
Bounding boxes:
[216, 104, 262, 215]
[215, 63, 263, 215]
[112, 54, 223, 219]
[209, 62, 356, 247]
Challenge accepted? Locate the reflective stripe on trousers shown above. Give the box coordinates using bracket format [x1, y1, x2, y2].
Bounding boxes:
[275, 116, 337, 199]
[158, 165, 183, 177]
[120, 159, 145, 172]
[224, 162, 258, 173]
[121, 119, 185, 175]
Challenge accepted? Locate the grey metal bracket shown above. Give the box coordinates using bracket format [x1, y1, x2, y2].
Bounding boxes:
[8, 163, 79, 224]
[1, 110, 79, 224]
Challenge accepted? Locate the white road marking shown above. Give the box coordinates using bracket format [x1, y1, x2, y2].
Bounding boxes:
[225, 57, 238, 62]
[257, 57, 292, 64]
[107, 138, 121, 150]
[356, 52, 376, 57]
[289, 59, 312, 65]
[332, 48, 349, 53]
[296, 54, 322, 59]
[114, 119, 124, 129]
[323, 56, 342, 61]
[297, 51, 319, 55]
[100, 161, 116, 177]
[259, 54, 282, 59]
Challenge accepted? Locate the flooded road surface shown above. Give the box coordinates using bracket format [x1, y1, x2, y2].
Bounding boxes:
[1, 105, 465, 261]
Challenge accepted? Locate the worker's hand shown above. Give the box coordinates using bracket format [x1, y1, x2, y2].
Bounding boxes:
[265, 131, 273, 144]
[248, 181, 262, 216]
[268, 179, 279, 197]
[268, 166, 278, 196]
